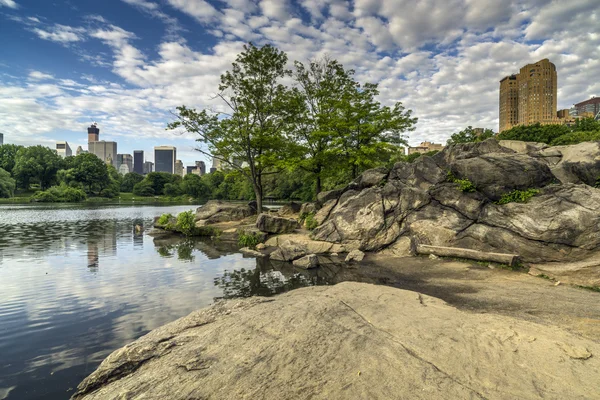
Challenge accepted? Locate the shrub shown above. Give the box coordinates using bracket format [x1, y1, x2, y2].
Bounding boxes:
[32, 190, 58, 202]
[550, 130, 600, 146]
[304, 213, 318, 230]
[238, 230, 262, 249]
[0, 167, 16, 198]
[176, 210, 196, 236]
[32, 184, 86, 202]
[133, 180, 155, 196]
[447, 171, 476, 192]
[496, 189, 540, 205]
[163, 182, 182, 197]
[157, 213, 173, 225]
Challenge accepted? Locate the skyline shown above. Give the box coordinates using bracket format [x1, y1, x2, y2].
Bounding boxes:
[0, 0, 599, 166]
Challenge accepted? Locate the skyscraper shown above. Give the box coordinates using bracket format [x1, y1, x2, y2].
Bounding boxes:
[210, 157, 221, 173]
[154, 146, 176, 173]
[573, 97, 600, 119]
[117, 154, 133, 172]
[499, 59, 558, 132]
[175, 160, 184, 176]
[195, 161, 206, 175]
[0, 133, 4, 145]
[89, 141, 118, 167]
[143, 161, 154, 174]
[56, 141, 72, 158]
[88, 123, 99, 143]
[133, 150, 144, 174]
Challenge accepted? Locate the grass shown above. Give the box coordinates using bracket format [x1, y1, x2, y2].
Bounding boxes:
[577, 285, 600, 293]
[496, 189, 540, 205]
[238, 230, 263, 249]
[0, 191, 196, 204]
[446, 171, 476, 193]
[537, 274, 553, 280]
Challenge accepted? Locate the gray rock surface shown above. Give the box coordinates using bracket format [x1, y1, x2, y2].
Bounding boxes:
[195, 200, 254, 223]
[345, 249, 365, 263]
[278, 201, 302, 216]
[256, 213, 299, 234]
[311, 139, 600, 264]
[299, 202, 318, 216]
[72, 282, 600, 400]
[292, 254, 319, 269]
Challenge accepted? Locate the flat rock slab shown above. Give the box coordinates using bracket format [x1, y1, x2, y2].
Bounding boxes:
[73, 282, 600, 400]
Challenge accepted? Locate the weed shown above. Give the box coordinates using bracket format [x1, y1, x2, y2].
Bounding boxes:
[176, 210, 196, 236]
[577, 285, 600, 293]
[446, 171, 476, 192]
[537, 274, 553, 280]
[305, 213, 318, 230]
[238, 230, 262, 249]
[496, 188, 540, 205]
[157, 213, 173, 225]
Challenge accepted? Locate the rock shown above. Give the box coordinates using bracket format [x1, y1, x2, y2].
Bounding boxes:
[299, 202, 318, 216]
[499, 140, 548, 154]
[348, 167, 388, 190]
[428, 254, 438, 260]
[330, 252, 338, 257]
[278, 201, 302, 216]
[265, 234, 347, 261]
[72, 282, 600, 400]
[316, 188, 343, 206]
[292, 254, 319, 269]
[239, 247, 265, 257]
[256, 213, 299, 234]
[255, 243, 266, 251]
[345, 249, 365, 263]
[313, 198, 337, 225]
[540, 141, 600, 186]
[135, 224, 143, 233]
[195, 200, 254, 224]
[269, 239, 307, 261]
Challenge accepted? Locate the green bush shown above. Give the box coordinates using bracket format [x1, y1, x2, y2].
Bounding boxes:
[157, 213, 173, 225]
[32, 184, 86, 202]
[133, 180, 155, 196]
[447, 171, 476, 192]
[304, 213, 318, 230]
[238, 230, 263, 249]
[550, 130, 600, 146]
[0, 167, 16, 198]
[32, 190, 58, 202]
[497, 189, 540, 205]
[176, 210, 196, 236]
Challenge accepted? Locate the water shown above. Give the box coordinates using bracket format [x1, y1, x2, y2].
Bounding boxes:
[0, 203, 326, 400]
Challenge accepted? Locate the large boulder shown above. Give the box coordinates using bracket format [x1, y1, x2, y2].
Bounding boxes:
[195, 200, 254, 224]
[72, 283, 600, 400]
[278, 201, 302, 216]
[265, 234, 347, 256]
[256, 213, 299, 234]
[539, 141, 600, 186]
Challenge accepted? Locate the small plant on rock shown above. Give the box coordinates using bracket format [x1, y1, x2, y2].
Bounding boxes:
[496, 189, 540, 205]
[176, 210, 196, 236]
[304, 213, 318, 230]
[238, 230, 262, 249]
[447, 171, 476, 193]
[157, 213, 173, 225]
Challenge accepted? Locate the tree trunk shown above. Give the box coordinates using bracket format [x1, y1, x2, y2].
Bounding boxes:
[315, 175, 322, 198]
[254, 185, 263, 215]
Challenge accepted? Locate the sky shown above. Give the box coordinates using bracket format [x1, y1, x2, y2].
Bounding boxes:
[0, 0, 598, 167]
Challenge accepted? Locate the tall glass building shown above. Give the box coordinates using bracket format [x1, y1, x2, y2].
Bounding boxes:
[154, 146, 176, 174]
[133, 150, 144, 174]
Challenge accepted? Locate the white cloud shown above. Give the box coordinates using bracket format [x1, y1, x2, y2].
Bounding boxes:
[28, 71, 55, 80]
[0, 0, 18, 8]
[166, 0, 220, 23]
[32, 24, 85, 43]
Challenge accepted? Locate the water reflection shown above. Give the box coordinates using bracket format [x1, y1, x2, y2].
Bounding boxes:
[0, 204, 334, 400]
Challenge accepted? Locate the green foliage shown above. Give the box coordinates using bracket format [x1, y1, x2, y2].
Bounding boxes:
[498, 119, 600, 145]
[0, 167, 16, 198]
[132, 180, 155, 196]
[549, 130, 600, 146]
[157, 213, 174, 225]
[447, 171, 476, 192]
[181, 173, 210, 198]
[120, 172, 144, 192]
[0, 144, 24, 174]
[496, 189, 540, 205]
[237, 230, 263, 249]
[176, 210, 196, 236]
[447, 126, 495, 145]
[68, 153, 110, 194]
[163, 182, 182, 197]
[32, 183, 86, 202]
[577, 285, 600, 293]
[304, 213, 318, 230]
[13, 145, 63, 189]
[143, 172, 181, 195]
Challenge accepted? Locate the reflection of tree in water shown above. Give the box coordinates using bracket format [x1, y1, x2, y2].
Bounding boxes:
[156, 240, 195, 262]
[215, 257, 337, 299]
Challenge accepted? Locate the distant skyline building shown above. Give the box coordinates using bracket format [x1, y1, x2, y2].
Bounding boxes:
[195, 161, 206, 175]
[154, 146, 176, 174]
[56, 141, 72, 158]
[210, 157, 221, 174]
[117, 154, 133, 172]
[499, 58, 559, 132]
[118, 164, 130, 175]
[573, 96, 600, 119]
[87, 123, 99, 143]
[89, 141, 118, 168]
[408, 141, 444, 155]
[143, 161, 154, 174]
[133, 150, 144, 174]
[175, 159, 184, 176]
[0, 133, 3, 145]
[186, 166, 196, 175]
[76, 145, 86, 155]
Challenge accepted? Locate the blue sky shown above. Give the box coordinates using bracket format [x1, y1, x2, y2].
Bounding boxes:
[0, 0, 598, 167]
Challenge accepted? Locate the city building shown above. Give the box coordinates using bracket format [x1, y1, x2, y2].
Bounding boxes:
[175, 160, 184, 176]
[196, 161, 206, 175]
[210, 157, 221, 173]
[186, 166, 196, 175]
[499, 59, 558, 132]
[133, 150, 144, 174]
[118, 164, 130, 175]
[117, 154, 133, 172]
[408, 141, 445, 155]
[56, 141, 72, 158]
[89, 141, 118, 168]
[88, 123, 100, 143]
[76, 146, 87, 156]
[143, 161, 154, 174]
[573, 97, 600, 119]
[0, 133, 3, 145]
[154, 146, 176, 174]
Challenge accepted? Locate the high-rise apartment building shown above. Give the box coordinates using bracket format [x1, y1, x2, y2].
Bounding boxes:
[117, 154, 133, 172]
[499, 59, 558, 132]
[143, 161, 154, 174]
[56, 141, 72, 158]
[175, 160, 184, 176]
[89, 141, 118, 168]
[88, 123, 99, 143]
[154, 146, 176, 174]
[133, 150, 144, 174]
[573, 97, 600, 119]
[195, 161, 206, 175]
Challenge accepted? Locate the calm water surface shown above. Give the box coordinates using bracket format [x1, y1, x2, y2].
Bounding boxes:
[0, 203, 322, 400]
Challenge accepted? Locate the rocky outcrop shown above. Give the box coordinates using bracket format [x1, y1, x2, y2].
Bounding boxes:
[195, 200, 254, 224]
[256, 213, 299, 234]
[266, 234, 347, 261]
[72, 282, 600, 400]
[292, 254, 319, 269]
[278, 201, 302, 216]
[310, 139, 600, 263]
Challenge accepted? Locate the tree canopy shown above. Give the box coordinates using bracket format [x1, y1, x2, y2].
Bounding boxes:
[446, 126, 495, 145]
[0, 167, 16, 198]
[13, 145, 63, 190]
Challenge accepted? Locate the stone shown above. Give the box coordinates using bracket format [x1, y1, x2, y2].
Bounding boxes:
[278, 202, 302, 216]
[239, 247, 265, 257]
[345, 249, 365, 263]
[316, 188, 343, 206]
[299, 202, 318, 216]
[256, 213, 299, 234]
[195, 200, 254, 224]
[255, 243, 266, 251]
[428, 254, 438, 260]
[348, 167, 388, 190]
[313, 198, 337, 225]
[540, 141, 600, 186]
[269, 239, 307, 262]
[72, 283, 600, 400]
[265, 234, 347, 255]
[292, 254, 319, 269]
[499, 140, 548, 154]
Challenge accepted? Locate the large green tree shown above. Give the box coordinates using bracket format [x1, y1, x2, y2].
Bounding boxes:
[0, 144, 23, 175]
[120, 172, 144, 193]
[168, 43, 301, 213]
[0, 167, 16, 198]
[447, 126, 495, 145]
[13, 145, 63, 189]
[69, 153, 110, 194]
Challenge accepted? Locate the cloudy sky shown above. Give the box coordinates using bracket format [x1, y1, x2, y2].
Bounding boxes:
[0, 0, 598, 166]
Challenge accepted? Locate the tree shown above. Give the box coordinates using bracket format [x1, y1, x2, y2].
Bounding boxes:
[70, 153, 110, 194]
[0, 144, 23, 175]
[120, 172, 144, 193]
[13, 145, 63, 189]
[133, 180, 154, 196]
[497, 123, 569, 144]
[168, 43, 301, 214]
[143, 172, 180, 195]
[0, 167, 16, 198]
[181, 173, 210, 198]
[447, 126, 495, 145]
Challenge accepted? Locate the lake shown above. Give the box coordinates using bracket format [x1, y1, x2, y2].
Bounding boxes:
[0, 203, 326, 400]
